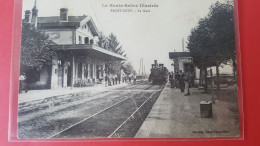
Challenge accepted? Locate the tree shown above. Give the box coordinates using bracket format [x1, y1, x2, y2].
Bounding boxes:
[98, 32, 127, 76]
[107, 33, 125, 56]
[208, 1, 235, 64]
[187, 18, 215, 92]
[20, 21, 56, 74]
[187, 1, 236, 93]
[97, 32, 126, 56]
[207, 1, 236, 92]
[97, 32, 109, 50]
[121, 61, 134, 76]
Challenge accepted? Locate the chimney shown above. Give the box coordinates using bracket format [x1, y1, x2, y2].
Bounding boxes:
[24, 10, 31, 23]
[154, 60, 158, 67]
[60, 8, 68, 22]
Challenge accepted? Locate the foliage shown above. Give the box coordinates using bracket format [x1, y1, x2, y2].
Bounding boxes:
[97, 32, 109, 50]
[98, 32, 126, 56]
[121, 61, 134, 75]
[187, 1, 236, 92]
[107, 33, 125, 55]
[105, 59, 122, 75]
[207, 1, 235, 66]
[98, 32, 129, 76]
[187, 18, 215, 69]
[20, 21, 56, 74]
[187, 1, 235, 68]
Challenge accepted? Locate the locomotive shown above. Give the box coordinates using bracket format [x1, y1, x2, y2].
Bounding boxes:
[149, 60, 168, 85]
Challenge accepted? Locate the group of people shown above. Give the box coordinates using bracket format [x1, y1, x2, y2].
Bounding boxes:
[104, 74, 121, 87]
[104, 74, 137, 87]
[128, 75, 137, 84]
[169, 70, 195, 96]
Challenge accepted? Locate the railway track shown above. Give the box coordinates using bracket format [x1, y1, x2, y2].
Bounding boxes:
[49, 89, 162, 138]
[18, 82, 165, 138]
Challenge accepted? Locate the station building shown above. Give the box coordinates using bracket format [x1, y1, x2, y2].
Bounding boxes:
[24, 3, 126, 89]
[169, 52, 235, 87]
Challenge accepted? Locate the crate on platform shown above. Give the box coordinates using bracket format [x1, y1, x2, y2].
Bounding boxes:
[200, 101, 213, 118]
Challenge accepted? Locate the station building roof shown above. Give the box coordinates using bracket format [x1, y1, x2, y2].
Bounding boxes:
[169, 52, 191, 59]
[37, 15, 100, 36]
[54, 44, 127, 61]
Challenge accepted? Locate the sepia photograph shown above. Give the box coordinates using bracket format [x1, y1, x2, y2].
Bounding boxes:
[17, 0, 240, 139]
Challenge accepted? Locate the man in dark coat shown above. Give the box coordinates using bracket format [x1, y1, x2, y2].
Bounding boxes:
[175, 71, 180, 88]
[169, 72, 175, 88]
[184, 71, 191, 96]
[179, 71, 185, 92]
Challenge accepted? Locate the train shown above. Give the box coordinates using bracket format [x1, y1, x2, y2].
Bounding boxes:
[149, 60, 168, 85]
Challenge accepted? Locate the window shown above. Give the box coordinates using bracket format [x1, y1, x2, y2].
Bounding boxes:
[79, 36, 82, 44]
[90, 39, 94, 44]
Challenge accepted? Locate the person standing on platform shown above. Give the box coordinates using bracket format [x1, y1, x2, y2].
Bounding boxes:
[105, 74, 108, 87]
[133, 75, 137, 84]
[179, 71, 185, 92]
[175, 71, 180, 88]
[108, 74, 112, 86]
[169, 72, 175, 88]
[115, 74, 118, 85]
[129, 75, 132, 83]
[112, 74, 115, 85]
[169, 72, 172, 82]
[184, 66, 191, 96]
[19, 73, 28, 93]
[118, 74, 121, 84]
[190, 72, 195, 88]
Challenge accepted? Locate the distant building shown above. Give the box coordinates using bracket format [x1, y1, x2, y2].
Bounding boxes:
[23, 1, 126, 89]
[169, 52, 234, 86]
[169, 52, 193, 73]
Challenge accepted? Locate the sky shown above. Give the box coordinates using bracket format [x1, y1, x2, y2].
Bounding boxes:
[22, 0, 229, 75]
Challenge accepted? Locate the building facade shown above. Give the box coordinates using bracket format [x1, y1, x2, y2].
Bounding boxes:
[24, 3, 126, 89]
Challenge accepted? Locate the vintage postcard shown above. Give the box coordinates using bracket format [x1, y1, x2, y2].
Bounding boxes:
[16, 0, 241, 139]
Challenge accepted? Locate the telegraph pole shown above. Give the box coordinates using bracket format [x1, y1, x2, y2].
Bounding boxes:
[182, 38, 185, 52]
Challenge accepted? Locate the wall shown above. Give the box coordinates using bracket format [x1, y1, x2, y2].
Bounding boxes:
[27, 68, 51, 89]
[178, 57, 193, 73]
[207, 64, 234, 76]
[76, 23, 96, 44]
[44, 29, 73, 44]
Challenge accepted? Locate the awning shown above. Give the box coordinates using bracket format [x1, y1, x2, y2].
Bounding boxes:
[53, 44, 127, 60]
